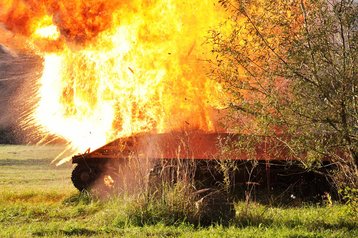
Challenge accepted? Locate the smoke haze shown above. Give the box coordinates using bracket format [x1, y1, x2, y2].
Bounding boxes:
[0, 44, 42, 143]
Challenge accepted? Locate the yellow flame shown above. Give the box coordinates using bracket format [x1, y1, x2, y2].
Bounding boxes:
[34, 25, 60, 39]
[103, 175, 115, 188]
[30, 0, 229, 152]
[32, 16, 60, 40]
[35, 54, 115, 150]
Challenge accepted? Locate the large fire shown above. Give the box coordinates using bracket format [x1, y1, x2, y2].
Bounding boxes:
[0, 0, 228, 152]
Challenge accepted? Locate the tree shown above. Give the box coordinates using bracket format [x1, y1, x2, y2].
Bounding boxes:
[210, 0, 357, 188]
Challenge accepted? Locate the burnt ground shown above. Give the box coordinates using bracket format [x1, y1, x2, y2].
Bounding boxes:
[0, 45, 43, 144]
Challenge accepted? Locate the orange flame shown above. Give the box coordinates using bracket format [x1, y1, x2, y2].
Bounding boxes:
[1, 0, 228, 151]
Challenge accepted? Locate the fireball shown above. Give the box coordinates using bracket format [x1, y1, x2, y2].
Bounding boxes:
[0, 0, 228, 152]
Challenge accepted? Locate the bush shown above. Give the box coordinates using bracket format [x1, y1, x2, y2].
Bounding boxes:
[339, 187, 358, 219]
[125, 182, 235, 227]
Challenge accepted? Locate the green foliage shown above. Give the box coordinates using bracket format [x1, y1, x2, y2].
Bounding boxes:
[124, 182, 199, 226]
[211, 0, 358, 189]
[62, 190, 96, 206]
[339, 187, 358, 218]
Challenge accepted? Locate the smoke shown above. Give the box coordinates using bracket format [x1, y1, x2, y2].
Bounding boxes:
[0, 44, 42, 143]
[0, 48, 19, 128]
[0, 44, 17, 58]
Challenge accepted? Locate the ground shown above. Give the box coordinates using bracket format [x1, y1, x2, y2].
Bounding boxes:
[0, 145, 357, 237]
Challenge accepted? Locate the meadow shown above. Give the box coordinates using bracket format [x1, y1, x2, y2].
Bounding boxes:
[0, 145, 357, 237]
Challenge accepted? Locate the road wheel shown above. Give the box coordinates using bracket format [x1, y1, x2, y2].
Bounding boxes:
[71, 164, 99, 191]
[92, 170, 120, 196]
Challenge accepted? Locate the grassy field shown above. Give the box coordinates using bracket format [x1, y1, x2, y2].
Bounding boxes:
[0, 145, 357, 237]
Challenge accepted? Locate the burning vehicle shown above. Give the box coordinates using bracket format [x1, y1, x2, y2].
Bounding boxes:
[71, 131, 333, 202]
[0, 1, 336, 218]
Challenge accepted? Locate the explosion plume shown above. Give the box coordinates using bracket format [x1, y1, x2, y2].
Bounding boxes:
[0, 0, 228, 152]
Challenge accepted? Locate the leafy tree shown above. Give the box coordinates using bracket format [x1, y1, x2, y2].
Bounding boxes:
[210, 0, 357, 188]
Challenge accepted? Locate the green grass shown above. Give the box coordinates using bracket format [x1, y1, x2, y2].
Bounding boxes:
[0, 145, 357, 237]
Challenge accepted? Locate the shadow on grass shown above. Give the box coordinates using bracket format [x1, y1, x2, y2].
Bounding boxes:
[33, 227, 98, 237]
[61, 227, 98, 236]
